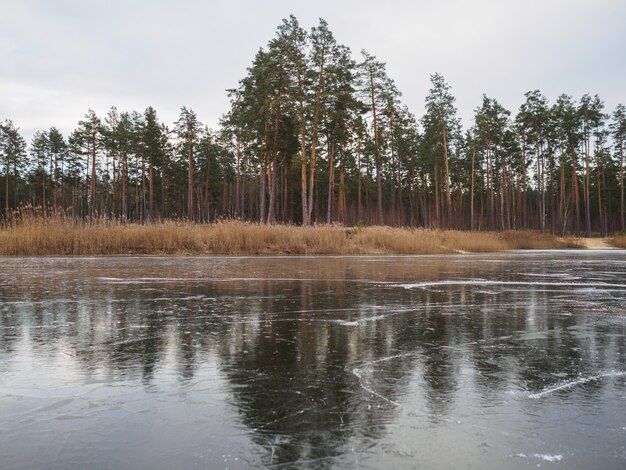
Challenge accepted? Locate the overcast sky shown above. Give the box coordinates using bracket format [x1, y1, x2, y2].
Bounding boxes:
[2, 0, 625, 142]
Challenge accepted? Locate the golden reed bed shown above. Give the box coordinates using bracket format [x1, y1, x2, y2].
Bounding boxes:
[0, 216, 589, 256]
[612, 234, 626, 249]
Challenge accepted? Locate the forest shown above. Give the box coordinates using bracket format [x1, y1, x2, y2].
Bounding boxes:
[1, 16, 625, 236]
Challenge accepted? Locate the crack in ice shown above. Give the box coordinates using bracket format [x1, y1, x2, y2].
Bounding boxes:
[528, 371, 626, 399]
[398, 279, 626, 289]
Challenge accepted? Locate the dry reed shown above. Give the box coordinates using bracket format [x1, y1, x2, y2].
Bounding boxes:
[612, 234, 626, 249]
[500, 230, 584, 250]
[0, 215, 587, 256]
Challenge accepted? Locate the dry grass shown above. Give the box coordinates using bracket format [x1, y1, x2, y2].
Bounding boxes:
[500, 230, 585, 250]
[351, 226, 445, 254]
[0, 215, 587, 256]
[612, 234, 626, 249]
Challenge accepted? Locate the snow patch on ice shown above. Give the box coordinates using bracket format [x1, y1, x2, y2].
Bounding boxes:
[510, 453, 564, 462]
[533, 453, 563, 462]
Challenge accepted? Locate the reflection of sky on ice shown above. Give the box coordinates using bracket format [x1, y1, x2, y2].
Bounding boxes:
[1, 252, 626, 469]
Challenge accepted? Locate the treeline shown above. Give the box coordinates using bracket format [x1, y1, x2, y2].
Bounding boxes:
[1, 15, 625, 234]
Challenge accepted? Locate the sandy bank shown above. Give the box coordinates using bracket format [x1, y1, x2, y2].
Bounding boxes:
[578, 238, 619, 250]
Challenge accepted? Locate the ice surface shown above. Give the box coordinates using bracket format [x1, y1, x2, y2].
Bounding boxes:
[528, 371, 626, 399]
[1, 252, 625, 469]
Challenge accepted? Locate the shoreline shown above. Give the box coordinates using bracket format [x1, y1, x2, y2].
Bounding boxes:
[577, 238, 619, 250]
[2, 219, 622, 256]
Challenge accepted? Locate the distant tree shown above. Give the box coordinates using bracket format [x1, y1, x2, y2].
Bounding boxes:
[75, 110, 102, 218]
[102, 107, 121, 218]
[116, 112, 135, 220]
[6, 15, 626, 234]
[30, 131, 49, 211]
[577, 94, 605, 236]
[359, 50, 398, 225]
[610, 104, 626, 230]
[47, 127, 66, 210]
[475, 95, 511, 230]
[143, 106, 165, 222]
[421, 73, 459, 228]
[175, 107, 201, 221]
[516, 91, 549, 232]
[304, 18, 337, 223]
[552, 95, 581, 234]
[272, 15, 309, 224]
[1, 120, 28, 214]
[322, 44, 361, 223]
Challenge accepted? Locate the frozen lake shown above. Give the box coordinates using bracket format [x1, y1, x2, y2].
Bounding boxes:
[1, 252, 626, 469]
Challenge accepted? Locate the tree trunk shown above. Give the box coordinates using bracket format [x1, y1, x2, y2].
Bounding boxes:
[408, 167, 415, 226]
[241, 150, 247, 219]
[308, 53, 326, 223]
[260, 121, 269, 224]
[559, 145, 565, 234]
[149, 154, 154, 222]
[487, 144, 494, 229]
[4, 155, 9, 213]
[442, 126, 452, 227]
[369, 72, 383, 225]
[570, 145, 580, 235]
[521, 133, 527, 228]
[326, 140, 335, 223]
[619, 142, 624, 231]
[41, 162, 46, 215]
[267, 102, 281, 225]
[123, 150, 128, 220]
[470, 141, 475, 231]
[141, 152, 146, 223]
[433, 161, 439, 228]
[339, 160, 346, 223]
[357, 148, 362, 220]
[187, 133, 193, 222]
[112, 157, 117, 219]
[583, 121, 592, 237]
[90, 131, 97, 218]
[235, 141, 241, 218]
[135, 153, 140, 220]
[536, 130, 545, 232]
[296, 67, 308, 226]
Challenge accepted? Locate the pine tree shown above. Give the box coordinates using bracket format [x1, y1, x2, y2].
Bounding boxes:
[47, 128, 66, 210]
[517, 91, 549, 232]
[552, 95, 581, 234]
[611, 104, 626, 231]
[359, 51, 398, 225]
[143, 107, 165, 221]
[30, 131, 50, 212]
[421, 73, 459, 228]
[175, 107, 201, 221]
[272, 15, 309, 225]
[321, 44, 360, 223]
[75, 110, 102, 218]
[1, 120, 27, 214]
[475, 96, 512, 230]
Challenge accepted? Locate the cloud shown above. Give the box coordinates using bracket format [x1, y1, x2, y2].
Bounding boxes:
[1, 0, 624, 142]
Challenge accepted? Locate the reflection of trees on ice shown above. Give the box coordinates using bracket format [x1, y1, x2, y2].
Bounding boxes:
[1, 254, 626, 467]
